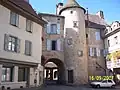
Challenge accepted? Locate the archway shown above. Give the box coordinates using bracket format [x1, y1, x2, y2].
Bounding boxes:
[44, 58, 65, 85]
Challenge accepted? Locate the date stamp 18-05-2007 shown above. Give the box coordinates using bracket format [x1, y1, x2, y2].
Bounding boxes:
[89, 76, 114, 81]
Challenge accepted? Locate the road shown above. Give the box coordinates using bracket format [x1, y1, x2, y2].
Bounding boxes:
[41, 85, 120, 90]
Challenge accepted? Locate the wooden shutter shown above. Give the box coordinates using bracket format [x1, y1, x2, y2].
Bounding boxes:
[57, 39, 61, 51]
[29, 41, 32, 56]
[16, 14, 19, 27]
[47, 22, 51, 34]
[4, 34, 9, 51]
[89, 47, 93, 56]
[10, 11, 16, 25]
[25, 40, 32, 55]
[96, 48, 100, 56]
[47, 39, 51, 50]
[57, 23, 60, 34]
[16, 38, 20, 53]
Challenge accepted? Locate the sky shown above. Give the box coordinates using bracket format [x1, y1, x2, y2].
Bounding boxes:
[30, 0, 120, 24]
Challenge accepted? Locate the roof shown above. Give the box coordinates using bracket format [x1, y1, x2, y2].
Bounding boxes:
[85, 14, 108, 29]
[59, 0, 86, 14]
[39, 13, 65, 18]
[0, 0, 46, 25]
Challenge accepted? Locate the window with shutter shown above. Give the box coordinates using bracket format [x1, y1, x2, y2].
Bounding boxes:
[93, 48, 97, 57]
[10, 11, 19, 27]
[4, 34, 20, 53]
[26, 19, 33, 33]
[25, 40, 32, 56]
[95, 32, 101, 40]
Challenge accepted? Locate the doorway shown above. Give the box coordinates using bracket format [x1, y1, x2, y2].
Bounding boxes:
[68, 70, 73, 83]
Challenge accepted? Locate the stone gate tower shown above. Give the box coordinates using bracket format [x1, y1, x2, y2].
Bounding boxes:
[57, 0, 88, 84]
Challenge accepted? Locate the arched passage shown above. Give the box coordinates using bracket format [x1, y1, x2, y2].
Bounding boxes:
[44, 58, 65, 85]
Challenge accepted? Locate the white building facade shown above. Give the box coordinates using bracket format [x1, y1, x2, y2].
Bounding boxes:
[0, 0, 46, 89]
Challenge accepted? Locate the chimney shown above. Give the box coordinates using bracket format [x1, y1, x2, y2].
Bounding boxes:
[96, 11, 104, 19]
[56, 3, 63, 15]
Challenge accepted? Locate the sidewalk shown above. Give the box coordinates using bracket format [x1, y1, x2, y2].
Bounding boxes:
[12, 86, 42, 90]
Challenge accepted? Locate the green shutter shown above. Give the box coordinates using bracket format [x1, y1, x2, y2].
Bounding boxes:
[16, 38, 20, 53]
[4, 34, 9, 51]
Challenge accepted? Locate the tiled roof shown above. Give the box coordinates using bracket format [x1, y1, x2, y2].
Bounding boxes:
[0, 0, 46, 25]
[59, 0, 86, 14]
[8, 0, 42, 19]
[85, 14, 108, 29]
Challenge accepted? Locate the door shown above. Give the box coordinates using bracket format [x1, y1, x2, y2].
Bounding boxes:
[68, 70, 73, 83]
[101, 80, 107, 87]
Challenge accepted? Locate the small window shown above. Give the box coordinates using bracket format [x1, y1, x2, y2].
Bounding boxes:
[70, 11, 73, 14]
[108, 40, 110, 47]
[25, 40, 32, 56]
[73, 21, 78, 28]
[26, 19, 33, 33]
[114, 36, 118, 44]
[10, 11, 19, 27]
[86, 34, 88, 38]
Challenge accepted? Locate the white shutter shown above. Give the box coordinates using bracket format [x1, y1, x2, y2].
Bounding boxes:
[57, 39, 61, 51]
[47, 39, 51, 50]
[96, 48, 100, 56]
[47, 22, 51, 34]
[95, 32, 100, 40]
[57, 23, 60, 34]
[89, 47, 93, 56]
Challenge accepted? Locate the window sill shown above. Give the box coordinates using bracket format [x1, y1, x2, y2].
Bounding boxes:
[10, 23, 18, 28]
[4, 50, 18, 53]
[26, 30, 32, 33]
[47, 33, 60, 35]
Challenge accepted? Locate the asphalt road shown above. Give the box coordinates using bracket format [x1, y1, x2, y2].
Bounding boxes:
[41, 85, 120, 90]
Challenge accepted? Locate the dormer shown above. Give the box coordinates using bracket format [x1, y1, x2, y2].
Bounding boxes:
[111, 21, 120, 30]
[105, 26, 111, 35]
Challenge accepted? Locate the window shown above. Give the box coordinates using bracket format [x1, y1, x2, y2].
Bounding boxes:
[47, 39, 61, 51]
[47, 23, 60, 34]
[4, 34, 20, 53]
[114, 36, 118, 44]
[102, 80, 107, 83]
[51, 24, 57, 34]
[73, 21, 78, 28]
[2, 67, 13, 82]
[108, 40, 110, 47]
[70, 11, 73, 14]
[95, 31, 101, 40]
[25, 40, 32, 56]
[108, 80, 112, 83]
[89, 47, 97, 57]
[26, 19, 33, 33]
[10, 11, 19, 27]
